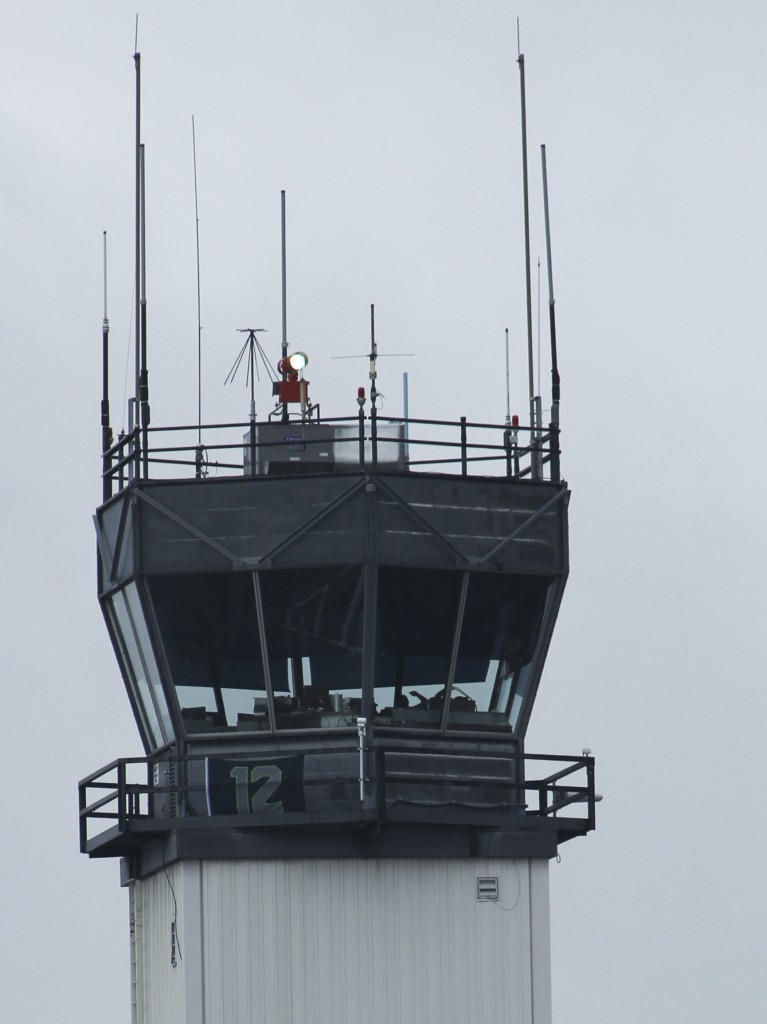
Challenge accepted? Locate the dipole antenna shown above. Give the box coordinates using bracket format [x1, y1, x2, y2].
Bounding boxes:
[192, 115, 202, 444]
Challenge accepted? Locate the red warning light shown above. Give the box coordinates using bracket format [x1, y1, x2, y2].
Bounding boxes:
[511, 414, 519, 428]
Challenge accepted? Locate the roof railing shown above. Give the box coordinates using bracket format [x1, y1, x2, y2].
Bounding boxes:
[102, 413, 561, 502]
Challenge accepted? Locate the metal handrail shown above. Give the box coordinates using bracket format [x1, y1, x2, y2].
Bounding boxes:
[101, 412, 561, 500]
[79, 747, 594, 851]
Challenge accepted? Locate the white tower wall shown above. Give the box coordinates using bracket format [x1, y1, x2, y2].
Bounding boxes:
[130, 857, 552, 1024]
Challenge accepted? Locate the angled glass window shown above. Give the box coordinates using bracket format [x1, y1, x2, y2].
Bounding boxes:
[260, 566, 364, 730]
[448, 572, 553, 732]
[107, 583, 172, 750]
[373, 567, 463, 729]
[150, 573, 268, 734]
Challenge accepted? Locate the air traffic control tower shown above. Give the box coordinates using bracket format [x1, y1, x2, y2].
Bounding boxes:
[81, 350, 595, 1023]
[80, 54, 595, 1024]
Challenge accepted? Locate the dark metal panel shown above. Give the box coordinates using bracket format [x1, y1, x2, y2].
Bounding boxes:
[136, 475, 365, 572]
[266, 485, 368, 567]
[118, 822, 560, 877]
[96, 492, 135, 592]
[377, 475, 568, 573]
[118, 473, 567, 577]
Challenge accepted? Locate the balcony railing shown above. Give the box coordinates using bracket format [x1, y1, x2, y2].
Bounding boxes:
[101, 410, 561, 502]
[79, 744, 594, 856]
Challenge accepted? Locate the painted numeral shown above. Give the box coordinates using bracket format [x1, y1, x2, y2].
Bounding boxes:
[229, 765, 284, 814]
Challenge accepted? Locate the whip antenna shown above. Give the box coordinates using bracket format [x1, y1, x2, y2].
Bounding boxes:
[504, 327, 511, 426]
[101, 232, 111, 477]
[192, 115, 202, 443]
[281, 190, 288, 422]
[541, 144, 560, 409]
[517, 52, 536, 455]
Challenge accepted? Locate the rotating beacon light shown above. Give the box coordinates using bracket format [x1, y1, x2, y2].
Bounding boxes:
[274, 350, 310, 413]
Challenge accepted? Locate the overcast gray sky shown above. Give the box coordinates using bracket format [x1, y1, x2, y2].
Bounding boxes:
[1, 2, 765, 1021]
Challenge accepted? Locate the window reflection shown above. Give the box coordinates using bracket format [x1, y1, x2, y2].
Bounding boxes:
[373, 567, 462, 729]
[373, 568, 552, 732]
[260, 566, 364, 730]
[108, 584, 171, 750]
[150, 573, 268, 733]
[449, 573, 552, 731]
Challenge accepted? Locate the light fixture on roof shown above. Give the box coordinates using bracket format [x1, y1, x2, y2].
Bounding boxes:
[288, 351, 308, 371]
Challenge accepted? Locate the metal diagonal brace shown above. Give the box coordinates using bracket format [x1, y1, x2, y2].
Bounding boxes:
[477, 488, 567, 566]
[257, 476, 368, 566]
[374, 477, 470, 565]
[134, 489, 248, 568]
[94, 493, 133, 584]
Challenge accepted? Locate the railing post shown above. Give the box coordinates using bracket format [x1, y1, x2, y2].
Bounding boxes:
[460, 416, 467, 476]
[504, 427, 512, 478]
[586, 757, 595, 831]
[117, 760, 126, 833]
[549, 422, 560, 483]
[78, 779, 88, 852]
[374, 746, 386, 819]
[249, 420, 257, 477]
[117, 432, 126, 491]
[142, 424, 149, 479]
[102, 456, 112, 503]
[358, 407, 365, 468]
[133, 428, 142, 482]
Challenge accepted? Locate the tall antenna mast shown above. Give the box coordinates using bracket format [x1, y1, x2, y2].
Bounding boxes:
[281, 190, 288, 423]
[541, 145, 560, 408]
[133, 50, 141, 435]
[193, 116, 202, 444]
[369, 303, 378, 468]
[101, 231, 111, 498]
[140, 140, 149, 476]
[504, 327, 511, 426]
[517, 51, 536, 453]
[541, 144, 560, 480]
[133, 50, 150, 475]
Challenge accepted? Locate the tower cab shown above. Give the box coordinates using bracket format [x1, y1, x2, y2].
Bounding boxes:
[82, 345, 593, 871]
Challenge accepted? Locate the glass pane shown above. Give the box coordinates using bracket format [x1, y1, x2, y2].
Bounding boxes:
[448, 573, 552, 731]
[124, 583, 174, 741]
[108, 589, 166, 749]
[150, 573, 268, 733]
[373, 567, 462, 729]
[260, 566, 364, 730]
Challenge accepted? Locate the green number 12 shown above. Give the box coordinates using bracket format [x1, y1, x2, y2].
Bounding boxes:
[229, 765, 284, 814]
